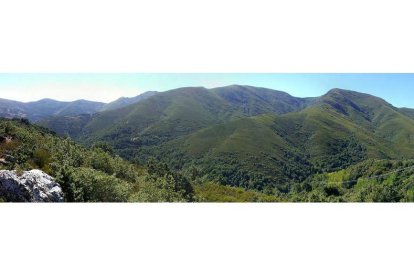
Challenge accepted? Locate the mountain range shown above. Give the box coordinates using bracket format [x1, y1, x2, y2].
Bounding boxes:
[0, 91, 158, 121]
[30, 85, 414, 192]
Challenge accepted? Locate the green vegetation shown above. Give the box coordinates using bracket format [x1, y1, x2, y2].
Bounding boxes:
[39, 85, 311, 148]
[133, 89, 414, 191]
[3, 117, 414, 202]
[290, 159, 414, 202]
[5, 86, 414, 202]
[195, 182, 281, 202]
[0, 118, 195, 202]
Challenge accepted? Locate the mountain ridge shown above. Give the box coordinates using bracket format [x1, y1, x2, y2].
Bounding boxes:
[0, 90, 159, 122]
[34, 85, 414, 191]
[100, 91, 159, 111]
[0, 97, 105, 121]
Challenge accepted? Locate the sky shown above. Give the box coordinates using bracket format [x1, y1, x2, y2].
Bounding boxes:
[0, 73, 414, 107]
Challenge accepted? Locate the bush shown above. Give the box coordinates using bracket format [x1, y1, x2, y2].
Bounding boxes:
[130, 175, 190, 202]
[32, 148, 52, 173]
[56, 166, 132, 202]
[146, 159, 194, 201]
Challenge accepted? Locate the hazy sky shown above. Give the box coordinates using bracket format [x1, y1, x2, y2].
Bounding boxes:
[0, 73, 414, 107]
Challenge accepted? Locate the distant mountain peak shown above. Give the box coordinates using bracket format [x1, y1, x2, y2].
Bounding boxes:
[99, 91, 159, 112]
[0, 98, 105, 121]
[31, 98, 62, 103]
[167, 86, 208, 93]
[325, 88, 382, 99]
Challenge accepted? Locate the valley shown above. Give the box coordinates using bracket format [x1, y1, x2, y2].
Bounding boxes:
[2, 85, 414, 202]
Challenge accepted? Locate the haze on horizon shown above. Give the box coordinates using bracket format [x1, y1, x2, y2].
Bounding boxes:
[0, 73, 414, 107]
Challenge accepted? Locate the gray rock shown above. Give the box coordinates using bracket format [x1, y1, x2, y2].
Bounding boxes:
[0, 169, 64, 202]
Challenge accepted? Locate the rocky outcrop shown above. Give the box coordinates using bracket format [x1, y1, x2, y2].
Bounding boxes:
[0, 169, 64, 202]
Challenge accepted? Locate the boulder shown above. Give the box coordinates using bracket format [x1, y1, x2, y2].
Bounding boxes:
[0, 169, 64, 202]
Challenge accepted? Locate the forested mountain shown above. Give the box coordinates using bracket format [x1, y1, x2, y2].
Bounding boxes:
[133, 88, 411, 189]
[4, 85, 414, 202]
[35, 86, 414, 195]
[39, 85, 313, 143]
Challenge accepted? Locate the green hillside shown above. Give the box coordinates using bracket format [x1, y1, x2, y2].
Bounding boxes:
[36, 86, 414, 197]
[39, 86, 312, 151]
[39, 114, 94, 138]
[290, 159, 414, 202]
[77, 88, 414, 192]
[0, 118, 195, 202]
[0, 117, 277, 202]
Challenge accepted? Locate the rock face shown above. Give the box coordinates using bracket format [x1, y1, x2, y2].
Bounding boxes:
[0, 169, 64, 202]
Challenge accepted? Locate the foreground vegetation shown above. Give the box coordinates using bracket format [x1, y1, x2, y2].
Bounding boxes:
[3, 118, 414, 202]
[0, 118, 195, 202]
[1, 118, 282, 202]
[290, 159, 414, 202]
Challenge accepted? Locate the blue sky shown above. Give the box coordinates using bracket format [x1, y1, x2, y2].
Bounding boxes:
[0, 73, 414, 107]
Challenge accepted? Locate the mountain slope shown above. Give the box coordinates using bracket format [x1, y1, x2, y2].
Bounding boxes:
[39, 85, 311, 149]
[0, 99, 27, 119]
[106, 88, 414, 190]
[3, 118, 414, 202]
[290, 159, 414, 202]
[38, 86, 414, 192]
[150, 89, 414, 190]
[398, 107, 414, 119]
[210, 85, 314, 116]
[0, 118, 195, 202]
[100, 91, 158, 111]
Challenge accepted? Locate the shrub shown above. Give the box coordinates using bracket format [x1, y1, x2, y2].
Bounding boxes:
[55, 166, 132, 202]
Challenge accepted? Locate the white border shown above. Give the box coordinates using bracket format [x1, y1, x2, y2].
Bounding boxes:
[1, 0, 414, 72]
[1, 204, 414, 276]
[1, 0, 414, 275]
